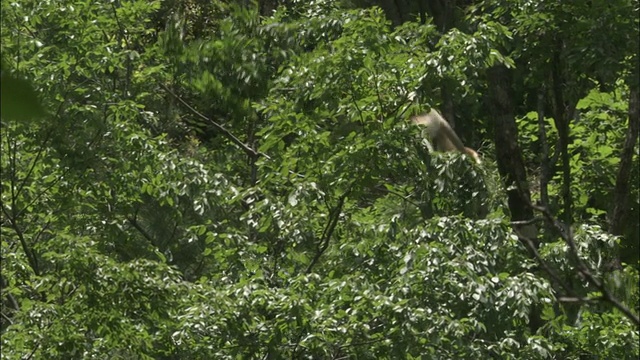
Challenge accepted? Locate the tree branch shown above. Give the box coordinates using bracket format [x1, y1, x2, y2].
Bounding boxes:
[159, 83, 270, 160]
[530, 203, 640, 326]
[127, 213, 156, 246]
[2, 205, 39, 276]
[306, 191, 349, 274]
[512, 224, 577, 297]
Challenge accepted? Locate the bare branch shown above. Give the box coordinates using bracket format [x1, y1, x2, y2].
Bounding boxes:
[558, 296, 601, 304]
[159, 83, 270, 160]
[512, 225, 577, 297]
[306, 190, 349, 274]
[530, 203, 640, 326]
[511, 217, 545, 226]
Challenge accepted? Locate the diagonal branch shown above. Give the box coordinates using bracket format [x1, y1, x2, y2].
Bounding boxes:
[306, 190, 350, 274]
[2, 205, 39, 276]
[511, 220, 577, 297]
[530, 203, 640, 326]
[159, 83, 270, 160]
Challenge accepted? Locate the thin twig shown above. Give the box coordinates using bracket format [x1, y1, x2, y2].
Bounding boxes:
[557, 296, 601, 304]
[374, 185, 421, 208]
[511, 217, 545, 226]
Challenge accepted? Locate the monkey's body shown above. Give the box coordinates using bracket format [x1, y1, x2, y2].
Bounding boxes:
[411, 109, 481, 164]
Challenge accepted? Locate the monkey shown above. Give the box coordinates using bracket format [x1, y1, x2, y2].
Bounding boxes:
[411, 109, 482, 164]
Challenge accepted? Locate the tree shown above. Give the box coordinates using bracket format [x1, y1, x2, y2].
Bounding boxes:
[1, 0, 638, 358]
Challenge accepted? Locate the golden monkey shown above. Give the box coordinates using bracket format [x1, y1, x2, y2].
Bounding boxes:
[411, 109, 482, 164]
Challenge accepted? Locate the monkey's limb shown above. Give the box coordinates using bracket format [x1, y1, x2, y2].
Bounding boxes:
[411, 110, 482, 164]
[464, 147, 482, 165]
[429, 110, 468, 153]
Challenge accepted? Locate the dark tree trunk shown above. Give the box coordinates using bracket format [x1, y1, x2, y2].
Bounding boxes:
[417, 0, 427, 24]
[424, 0, 457, 128]
[550, 39, 573, 224]
[392, 0, 405, 24]
[610, 86, 639, 235]
[487, 66, 536, 231]
[537, 87, 551, 208]
[425, 0, 457, 32]
[487, 64, 542, 333]
[258, 0, 278, 16]
[608, 86, 640, 267]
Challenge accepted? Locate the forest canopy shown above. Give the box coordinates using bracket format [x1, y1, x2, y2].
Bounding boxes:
[1, 0, 638, 358]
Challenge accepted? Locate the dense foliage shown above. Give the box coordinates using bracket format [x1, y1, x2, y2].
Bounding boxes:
[2, 0, 638, 358]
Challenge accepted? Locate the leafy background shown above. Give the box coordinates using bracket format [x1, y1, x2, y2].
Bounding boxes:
[1, 0, 638, 358]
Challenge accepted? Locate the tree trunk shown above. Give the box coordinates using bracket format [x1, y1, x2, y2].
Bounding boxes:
[610, 86, 639, 235]
[425, 0, 457, 32]
[608, 86, 640, 267]
[258, 0, 278, 16]
[424, 0, 457, 128]
[487, 66, 536, 234]
[550, 40, 573, 224]
[487, 64, 542, 333]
